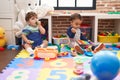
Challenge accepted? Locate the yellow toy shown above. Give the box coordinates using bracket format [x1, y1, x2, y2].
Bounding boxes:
[0, 27, 6, 47]
[117, 51, 120, 59]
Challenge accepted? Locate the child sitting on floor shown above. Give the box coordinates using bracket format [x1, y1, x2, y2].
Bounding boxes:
[22, 12, 48, 56]
[67, 13, 104, 56]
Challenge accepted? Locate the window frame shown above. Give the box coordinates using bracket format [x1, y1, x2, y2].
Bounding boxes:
[40, 0, 96, 10]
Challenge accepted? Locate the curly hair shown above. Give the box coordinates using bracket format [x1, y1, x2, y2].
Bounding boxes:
[25, 11, 37, 21]
[70, 13, 82, 21]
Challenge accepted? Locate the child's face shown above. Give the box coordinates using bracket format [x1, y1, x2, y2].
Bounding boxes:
[71, 19, 82, 29]
[27, 16, 38, 27]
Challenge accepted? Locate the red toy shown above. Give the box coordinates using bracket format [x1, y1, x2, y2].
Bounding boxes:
[117, 45, 120, 49]
[34, 57, 41, 60]
[58, 52, 68, 57]
[0, 47, 5, 51]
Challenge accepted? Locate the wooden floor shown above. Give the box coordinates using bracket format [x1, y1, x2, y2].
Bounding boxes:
[0, 49, 20, 72]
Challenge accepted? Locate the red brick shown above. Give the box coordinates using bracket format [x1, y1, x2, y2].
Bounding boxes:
[58, 16, 70, 19]
[52, 21, 61, 24]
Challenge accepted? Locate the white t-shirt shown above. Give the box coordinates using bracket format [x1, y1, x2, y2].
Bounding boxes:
[74, 28, 81, 41]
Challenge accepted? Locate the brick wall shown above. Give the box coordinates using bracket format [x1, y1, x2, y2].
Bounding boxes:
[55, 0, 120, 13]
[52, 17, 115, 37]
[98, 19, 115, 32]
[42, 0, 119, 37]
[52, 16, 94, 36]
[52, 16, 70, 36]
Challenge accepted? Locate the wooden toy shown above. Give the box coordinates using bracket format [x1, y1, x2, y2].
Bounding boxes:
[34, 47, 58, 60]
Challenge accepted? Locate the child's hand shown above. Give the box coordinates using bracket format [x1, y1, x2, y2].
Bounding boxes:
[26, 40, 34, 44]
[36, 21, 42, 26]
[71, 28, 76, 33]
[26, 40, 31, 44]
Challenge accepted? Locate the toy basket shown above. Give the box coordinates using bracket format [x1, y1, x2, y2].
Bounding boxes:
[53, 37, 70, 45]
[98, 36, 120, 43]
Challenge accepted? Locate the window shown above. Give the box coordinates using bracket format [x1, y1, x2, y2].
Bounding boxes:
[40, 0, 96, 10]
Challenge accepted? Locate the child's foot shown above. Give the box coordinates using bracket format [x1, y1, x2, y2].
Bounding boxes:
[93, 43, 105, 53]
[71, 51, 78, 57]
[74, 45, 84, 54]
[71, 48, 78, 57]
[30, 53, 34, 57]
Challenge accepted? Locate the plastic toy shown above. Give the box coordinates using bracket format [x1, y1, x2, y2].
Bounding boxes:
[70, 73, 91, 80]
[76, 40, 93, 52]
[0, 27, 6, 47]
[54, 34, 67, 38]
[112, 43, 117, 47]
[7, 45, 19, 50]
[117, 51, 120, 59]
[58, 52, 68, 57]
[57, 44, 68, 57]
[91, 51, 120, 80]
[108, 11, 120, 14]
[85, 46, 92, 52]
[53, 35, 69, 45]
[34, 47, 58, 60]
[73, 59, 84, 75]
[77, 40, 89, 45]
[0, 47, 5, 51]
[47, 45, 58, 50]
[116, 45, 120, 49]
[84, 51, 93, 57]
[98, 31, 120, 37]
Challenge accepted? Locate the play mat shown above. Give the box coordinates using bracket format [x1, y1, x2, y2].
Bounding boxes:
[0, 45, 120, 80]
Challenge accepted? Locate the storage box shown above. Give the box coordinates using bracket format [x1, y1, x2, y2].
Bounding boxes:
[53, 37, 69, 45]
[80, 24, 92, 40]
[98, 36, 120, 43]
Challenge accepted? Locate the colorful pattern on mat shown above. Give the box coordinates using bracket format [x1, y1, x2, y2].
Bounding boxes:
[0, 46, 120, 80]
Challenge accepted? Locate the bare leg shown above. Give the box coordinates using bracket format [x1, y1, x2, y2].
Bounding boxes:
[40, 40, 48, 48]
[24, 43, 34, 56]
[93, 43, 105, 53]
[74, 43, 84, 54]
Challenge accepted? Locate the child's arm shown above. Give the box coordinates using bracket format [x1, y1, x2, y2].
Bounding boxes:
[80, 33, 88, 41]
[80, 33, 94, 45]
[67, 27, 76, 38]
[37, 21, 45, 34]
[71, 28, 76, 33]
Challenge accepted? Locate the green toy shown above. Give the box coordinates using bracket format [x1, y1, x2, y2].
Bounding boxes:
[108, 12, 120, 14]
[112, 43, 117, 47]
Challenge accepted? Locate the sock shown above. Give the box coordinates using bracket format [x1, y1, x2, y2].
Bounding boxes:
[26, 47, 34, 56]
[40, 44, 44, 48]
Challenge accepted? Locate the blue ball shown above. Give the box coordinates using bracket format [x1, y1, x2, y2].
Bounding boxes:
[91, 51, 120, 80]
